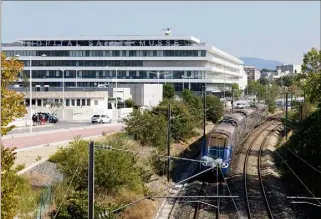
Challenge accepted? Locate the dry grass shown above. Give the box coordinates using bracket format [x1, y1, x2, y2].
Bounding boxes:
[117, 199, 156, 219]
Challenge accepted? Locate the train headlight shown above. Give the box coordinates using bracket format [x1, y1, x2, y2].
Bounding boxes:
[222, 162, 229, 168]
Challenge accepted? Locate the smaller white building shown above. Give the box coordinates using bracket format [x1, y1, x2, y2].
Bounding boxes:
[274, 64, 302, 78]
[108, 88, 132, 102]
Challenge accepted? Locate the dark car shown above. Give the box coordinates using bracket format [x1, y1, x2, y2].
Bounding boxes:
[37, 112, 59, 123]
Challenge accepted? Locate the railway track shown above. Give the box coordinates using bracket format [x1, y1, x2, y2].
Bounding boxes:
[243, 121, 282, 219]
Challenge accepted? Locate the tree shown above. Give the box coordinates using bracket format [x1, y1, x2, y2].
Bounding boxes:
[259, 77, 270, 86]
[163, 84, 175, 99]
[275, 75, 295, 87]
[125, 110, 167, 148]
[21, 72, 29, 92]
[205, 95, 224, 124]
[125, 98, 134, 108]
[181, 89, 203, 124]
[231, 83, 242, 100]
[300, 48, 321, 103]
[44, 100, 62, 115]
[1, 54, 27, 135]
[152, 98, 196, 141]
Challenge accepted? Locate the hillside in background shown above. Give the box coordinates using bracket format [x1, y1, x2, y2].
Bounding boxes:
[239, 57, 283, 70]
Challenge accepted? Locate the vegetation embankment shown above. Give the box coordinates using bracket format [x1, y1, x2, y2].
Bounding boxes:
[46, 86, 224, 218]
[275, 48, 321, 218]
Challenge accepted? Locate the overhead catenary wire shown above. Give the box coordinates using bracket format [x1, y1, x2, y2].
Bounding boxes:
[274, 150, 321, 206]
[219, 167, 242, 219]
[284, 146, 321, 175]
[95, 145, 214, 164]
[53, 162, 82, 219]
[101, 165, 218, 217]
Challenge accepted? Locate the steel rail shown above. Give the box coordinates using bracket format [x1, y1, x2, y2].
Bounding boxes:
[257, 123, 282, 219]
[243, 120, 279, 219]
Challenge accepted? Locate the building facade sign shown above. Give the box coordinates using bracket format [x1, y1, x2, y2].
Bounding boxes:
[23, 40, 189, 47]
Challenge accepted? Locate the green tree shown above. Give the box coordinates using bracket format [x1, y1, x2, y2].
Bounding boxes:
[300, 48, 321, 103]
[1, 54, 27, 135]
[163, 84, 175, 99]
[275, 75, 295, 87]
[125, 110, 167, 148]
[231, 83, 242, 100]
[1, 54, 36, 218]
[124, 98, 134, 108]
[21, 72, 29, 92]
[259, 77, 270, 86]
[152, 98, 196, 141]
[181, 89, 203, 124]
[205, 95, 224, 124]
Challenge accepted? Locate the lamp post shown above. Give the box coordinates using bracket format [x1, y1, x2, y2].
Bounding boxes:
[58, 68, 65, 121]
[106, 66, 118, 122]
[149, 71, 171, 85]
[182, 76, 192, 90]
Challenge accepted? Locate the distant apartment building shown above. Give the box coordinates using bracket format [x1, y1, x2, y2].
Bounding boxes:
[276, 64, 301, 74]
[261, 71, 274, 81]
[274, 64, 301, 79]
[244, 66, 260, 82]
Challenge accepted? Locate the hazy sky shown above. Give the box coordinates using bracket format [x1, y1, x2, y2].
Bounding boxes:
[2, 1, 320, 64]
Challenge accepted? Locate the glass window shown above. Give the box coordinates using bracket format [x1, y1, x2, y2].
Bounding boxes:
[66, 99, 70, 106]
[71, 99, 75, 106]
[77, 99, 81, 106]
[87, 99, 91, 106]
[94, 100, 98, 106]
[82, 99, 86, 106]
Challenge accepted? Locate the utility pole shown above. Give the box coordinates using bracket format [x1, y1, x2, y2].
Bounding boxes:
[231, 89, 234, 113]
[285, 92, 288, 140]
[203, 86, 206, 138]
[88, 141, 95, 219]
[167, 103, 171, 182]
[300, 103, 303, 156]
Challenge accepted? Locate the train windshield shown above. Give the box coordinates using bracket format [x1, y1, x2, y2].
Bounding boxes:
[208, 135, 227, 159]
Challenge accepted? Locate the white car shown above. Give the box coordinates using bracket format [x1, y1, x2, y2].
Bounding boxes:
[91, 115, 111, 124]
[235, 103, 246, 109]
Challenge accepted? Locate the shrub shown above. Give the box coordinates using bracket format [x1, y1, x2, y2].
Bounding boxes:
[125, 110, 167, 148]
[125, 98, 134, 108]
[205, 95, 224, 123]
[163, 84, 175, 99]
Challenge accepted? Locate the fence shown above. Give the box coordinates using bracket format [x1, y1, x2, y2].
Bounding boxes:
[36, 185, 53, 219]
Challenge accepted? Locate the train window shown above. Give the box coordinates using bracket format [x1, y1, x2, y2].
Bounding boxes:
[210, 136, 226, 148]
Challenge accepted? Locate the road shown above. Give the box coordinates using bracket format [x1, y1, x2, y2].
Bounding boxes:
[3, 123, 124, 149]
[8, 121, 101, 135]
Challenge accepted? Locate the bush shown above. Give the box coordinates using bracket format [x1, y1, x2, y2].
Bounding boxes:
[125, 110, 167, 148]
[49, 137, 146, 194]
[163, 84, 175, 99]
[181, 89, 203, 125]
[125, 98, 134, 108]
[205, 95, 223, 123]
[152, 99, 196, 141]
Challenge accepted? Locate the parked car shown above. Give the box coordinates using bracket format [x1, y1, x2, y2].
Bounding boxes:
[235, 102, 246, 109]
[91, 115, 111, 124]
[37, 112, 59, 123]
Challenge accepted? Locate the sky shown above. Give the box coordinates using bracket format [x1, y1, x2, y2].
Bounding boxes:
[2, 1, 320, 64]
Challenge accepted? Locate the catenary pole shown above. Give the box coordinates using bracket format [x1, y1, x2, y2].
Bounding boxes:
[88, 141, 95, 219]
[285, 92, 288, 140]
[203, 86, 206, 138]
[167, 103, 171, 182]
[0, 1, 3, 217]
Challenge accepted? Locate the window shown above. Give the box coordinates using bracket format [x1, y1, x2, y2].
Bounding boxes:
[77, 99, 81, 106]
[87, 99, 91, 106]
[82, 99, 86, 106]
[66, 99, 70, 106]
[71, 99, 75, 106]
[94, 100, 98, 106]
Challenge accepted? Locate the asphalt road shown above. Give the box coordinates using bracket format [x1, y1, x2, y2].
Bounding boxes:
[8, 121, 101, 134]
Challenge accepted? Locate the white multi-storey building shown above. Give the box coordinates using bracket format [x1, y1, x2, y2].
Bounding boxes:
[274, 64, 302, 79]
[3, 35, 247, 94]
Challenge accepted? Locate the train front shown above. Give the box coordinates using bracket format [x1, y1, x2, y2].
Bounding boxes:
[200, 132, 231, 175]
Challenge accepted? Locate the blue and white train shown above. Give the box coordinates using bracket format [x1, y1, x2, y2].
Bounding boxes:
[200, 104, 268, 175]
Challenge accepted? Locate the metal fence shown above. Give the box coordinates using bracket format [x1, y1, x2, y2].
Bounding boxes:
[36, 185, 53, 219]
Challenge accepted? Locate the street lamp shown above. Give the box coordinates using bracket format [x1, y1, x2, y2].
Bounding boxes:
[106, 66, 118, 122]
[58, 68, 65, 121]
[149, 71, 171, 84]
[182, 76, 192, 90]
